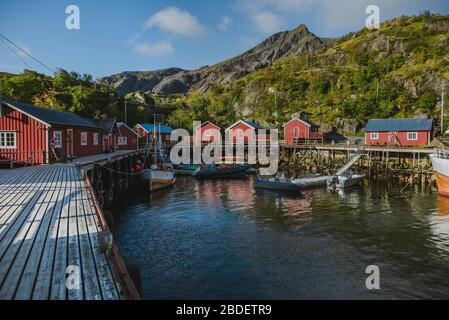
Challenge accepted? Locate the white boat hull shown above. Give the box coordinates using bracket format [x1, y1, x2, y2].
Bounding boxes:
[336, 175, 365, 188]
[430, 154, 449, 197]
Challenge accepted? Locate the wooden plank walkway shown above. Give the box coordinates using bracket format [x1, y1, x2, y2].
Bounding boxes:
[0, 165, 129, 300]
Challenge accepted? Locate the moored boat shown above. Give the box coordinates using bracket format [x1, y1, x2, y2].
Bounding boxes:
[430, 149, 449, 197]
[138, 122, 176, 192]
[174, 164, 199, 175]
[255, 176, 303, 192]
[334, 174, 365, 188]
[193, 163, 251, 179]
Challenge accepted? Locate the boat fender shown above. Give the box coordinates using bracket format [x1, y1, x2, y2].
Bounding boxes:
[150, 164, 158, 171]
[95, 180, 104, 193]
[107, 188, 114, 203]
[97, 193, 105, 209]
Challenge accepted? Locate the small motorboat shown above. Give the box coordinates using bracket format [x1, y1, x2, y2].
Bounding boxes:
[328, 174, 365, 189]
[174, 164, 199, 175]
[192, 163, 251, 179]
[255, 176, 303, 192]
[336, 174, 365, 188]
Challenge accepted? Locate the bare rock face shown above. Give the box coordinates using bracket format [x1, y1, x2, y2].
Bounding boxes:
[102, 24, 332, 95]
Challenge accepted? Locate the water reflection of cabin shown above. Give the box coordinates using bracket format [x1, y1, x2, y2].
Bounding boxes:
[226, 120, 270, 143]
[283, 118, 324, 145]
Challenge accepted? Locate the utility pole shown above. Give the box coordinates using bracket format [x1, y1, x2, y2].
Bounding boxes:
[124, 99, 128, 125]
[442, 81, 445, 136]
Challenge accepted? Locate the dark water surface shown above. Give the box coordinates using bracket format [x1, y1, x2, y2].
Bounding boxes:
[113, 176, 449, 299]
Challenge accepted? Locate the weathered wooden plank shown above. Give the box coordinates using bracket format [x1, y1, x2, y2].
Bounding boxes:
[0, 166, 45, 218]
[74, 168, 102, 300]
[0, 167, 62, 299]
[13, 167, 64, 299]
[80, 173, 120, 300]
[0, 166, 55, 250]
[32, 167, 69, 300]
[66, 166, 84, 300]
[49, 166, 72, 300]
[0, 167, 57, 292]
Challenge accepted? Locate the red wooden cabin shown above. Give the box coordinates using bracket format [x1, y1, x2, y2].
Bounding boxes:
[117, 122, 139, 150]
[91, 119, 120, 153]
[133, 123, 174, 144]
[194, 121, 221, 142]
[0, 100, 102, 166]
[226, 120, 270, 143]
[364, 118, 433, 147]
[283, 118, 324, 145]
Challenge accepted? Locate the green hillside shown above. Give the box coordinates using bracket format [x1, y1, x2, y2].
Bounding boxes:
[168, 13, 449, 135]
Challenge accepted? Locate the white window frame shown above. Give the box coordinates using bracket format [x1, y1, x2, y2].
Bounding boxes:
[93, 132, 99, 146]
[118, 136, 128, 145]
[370, 132, 379, 140]
[0, 131, 17, 149]
[53, 131, 62, 148]
[203, 129, 212, 139]
[407, 132, 418, 141]
[81, 132, 88, 146]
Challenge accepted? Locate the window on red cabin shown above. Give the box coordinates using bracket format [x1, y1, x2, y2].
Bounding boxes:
[294, 127, 300, 138]
[81, 132, 88, 146]
[407, 132, 418, 141]
[53, 131, 62, 148]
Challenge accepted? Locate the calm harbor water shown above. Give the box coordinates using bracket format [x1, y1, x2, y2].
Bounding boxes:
[113, 176, 449, 300]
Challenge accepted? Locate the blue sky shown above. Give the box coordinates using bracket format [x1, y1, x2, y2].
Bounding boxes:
[1, 0, 449, 79]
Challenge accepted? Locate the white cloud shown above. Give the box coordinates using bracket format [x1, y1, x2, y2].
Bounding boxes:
[144, 7, 207, 38]
[251, 11, 283, 34]
[218, 16, 232, 31]
[236, 0, 447, 35]
[133, 40, 175, 58]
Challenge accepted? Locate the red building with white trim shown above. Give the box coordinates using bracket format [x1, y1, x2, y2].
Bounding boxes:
[194, 121, 221, 142]
[226, 120, 270, 143]
[117, 122, 139, 150]
[364, 118, 433, 147]
[91, 119, 120, 153]
[283, 118, 324, 145]
[0, 100, 102, 166]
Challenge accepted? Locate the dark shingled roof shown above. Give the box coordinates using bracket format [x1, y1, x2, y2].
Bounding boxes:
[91, 119, 118, 134]
[2, 100, 100, 128]
[364, 118, 434, 132]
[242, 120, 264, 129]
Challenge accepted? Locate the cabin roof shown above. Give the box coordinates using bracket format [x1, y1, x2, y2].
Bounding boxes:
[364, 118, 433, 132]
[137, 123, 174, 134]
[91, 118, 118, 134]
[117, 122, 139, 137]
[1, 100, 100, 129]
[194, 121, 221, 130]
[226, 120, 264, 131]
[283, 118, 319, 127]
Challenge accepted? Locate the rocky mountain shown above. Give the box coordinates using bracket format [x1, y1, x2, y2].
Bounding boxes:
[101, 24, 332, 95]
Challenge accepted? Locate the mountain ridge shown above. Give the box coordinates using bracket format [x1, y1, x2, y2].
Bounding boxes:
[101, 24, 333, 95]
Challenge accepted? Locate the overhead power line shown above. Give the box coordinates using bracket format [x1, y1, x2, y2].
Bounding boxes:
[0, 33, 56, 74]
[0, 37, 33, 70]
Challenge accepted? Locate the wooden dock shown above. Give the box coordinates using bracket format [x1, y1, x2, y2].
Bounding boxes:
[0, 164, 139, 300]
